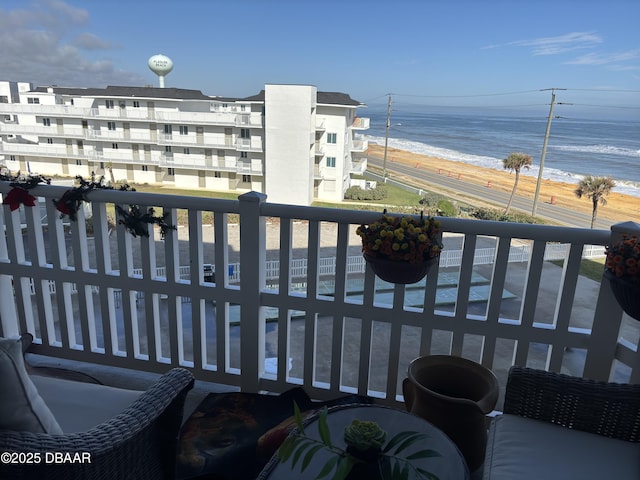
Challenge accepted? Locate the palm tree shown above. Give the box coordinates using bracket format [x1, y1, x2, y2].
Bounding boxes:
[574, 175, 616, 228]
[502, 152, 532, 214]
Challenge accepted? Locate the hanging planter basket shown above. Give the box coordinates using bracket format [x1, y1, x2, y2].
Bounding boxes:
[364, 254, 438, 285]
[604, 270, 640, 321]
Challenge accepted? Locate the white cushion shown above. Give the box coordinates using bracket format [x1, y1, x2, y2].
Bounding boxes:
[483, 414, 640, 480]
[0, 336, 63, 434]
[31, 375, 143, 433]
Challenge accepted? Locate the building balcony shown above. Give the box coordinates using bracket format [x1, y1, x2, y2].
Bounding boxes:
[88, 150, 155, 165]
[157, 133, 201, 146]
[86, 129, 154, 143]
[0, 103, 91, 118]
[0, 124, 85, 139]
[351, 139, 368, 152]
[0, 182, 638, 412]
[0, 142, 87, 159]
[350, 158, 367, 174]
[351, 117, 370, 130]
[235, 137, 263, 153]
[89, 107, 152, 120]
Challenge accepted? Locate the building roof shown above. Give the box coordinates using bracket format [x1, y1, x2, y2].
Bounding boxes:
[317, 91, 362, 107]
[30, 85, 362, 106]
[32, 85, 212, 100]
[244, 90, 362, 106]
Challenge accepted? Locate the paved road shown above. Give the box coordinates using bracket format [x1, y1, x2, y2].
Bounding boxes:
[366, 155, 614, 229]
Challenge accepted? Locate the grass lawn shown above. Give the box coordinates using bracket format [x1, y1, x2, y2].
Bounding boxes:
[551, 257, 605, 282]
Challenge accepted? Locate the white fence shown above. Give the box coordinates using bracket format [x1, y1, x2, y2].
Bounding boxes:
[0, 183, 637, 407]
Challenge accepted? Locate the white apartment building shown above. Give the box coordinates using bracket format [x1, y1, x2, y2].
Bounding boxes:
[0, 81, 369, 206]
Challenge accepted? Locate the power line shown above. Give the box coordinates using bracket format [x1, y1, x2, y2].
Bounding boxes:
[569, 88, 640, 93]
[369, 87, 639, 101]
[569, 103, 640, 110]
[391, 89, 541, 98]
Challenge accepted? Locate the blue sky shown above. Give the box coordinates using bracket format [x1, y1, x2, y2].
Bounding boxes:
[1, 0, 638, 119]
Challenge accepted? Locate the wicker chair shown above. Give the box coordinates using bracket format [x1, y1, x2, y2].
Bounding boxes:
[503, 365, 640, 441]
[483, 366, 640, 479]
[0, 367, 194, 480]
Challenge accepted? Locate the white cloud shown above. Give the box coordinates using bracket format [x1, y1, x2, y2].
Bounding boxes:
[0, 0, 143, 86]
[511, 32, 603, 56]
[566, 49, 640, 65]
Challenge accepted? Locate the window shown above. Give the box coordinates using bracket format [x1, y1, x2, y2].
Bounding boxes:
[100, 162, 104, 169]
[240, 152, 248, 159]
[240, 128, 250, 139]
[165, 146, 172, 153]
[183, 148, 190, 155]
[10, 155, 16, 161]
[112, 143, 118, 149]
[167, 168, 175, 176]
[164, 124, 172, 134]
[105, 100, 114, 109]
[142, 165, 149, 172]
[240, 105, 246, 112]
[47, 138, 53, 144]
[242, 175, 251, 183]
[214, 172, 221, 178]
[133, 101, 140, 108]
[0, 95, 8, 103]
[179, 125, 188, 135]
[107, 121, 116, 131]
[27, 97, 40, 104]
[132, 144, 139, 152]
[327, 133, 337, 144]
[326, 156, 336, 167]
[76, 159, 82, 166]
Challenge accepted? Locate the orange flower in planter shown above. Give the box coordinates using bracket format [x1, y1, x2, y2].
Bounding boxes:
[606, 235, 640, 284]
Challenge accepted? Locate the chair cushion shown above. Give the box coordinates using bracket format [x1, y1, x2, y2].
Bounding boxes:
[483, 414, 640, 480]
[31, 375, 143, 433]
[0, 336, 63, 434]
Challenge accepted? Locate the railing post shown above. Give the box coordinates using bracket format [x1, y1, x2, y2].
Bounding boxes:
[238, 191, 267, 392]
[584, 221, 640, 380]
[0, 206, 19, 337]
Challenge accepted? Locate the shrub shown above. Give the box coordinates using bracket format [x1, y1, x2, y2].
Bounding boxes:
[437, 199, 458, 217]
[470, 207, 540, 224]
[344, 185, 388, 201]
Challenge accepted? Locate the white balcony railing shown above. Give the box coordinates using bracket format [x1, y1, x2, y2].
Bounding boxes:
[0, 183, 638, 406]
[0, 104, 91, 117]
[351, 117, 370, 130]
[0, 124, 85, 138]
[0, 143, 87, 159]
[351, 139, 368, 152]
[350, 159, 367, 174]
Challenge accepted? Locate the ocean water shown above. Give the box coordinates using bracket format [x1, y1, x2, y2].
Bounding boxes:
[359, 106, 640, 198]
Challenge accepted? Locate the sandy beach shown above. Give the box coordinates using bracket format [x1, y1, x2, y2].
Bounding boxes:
[367, 144, 640, 224]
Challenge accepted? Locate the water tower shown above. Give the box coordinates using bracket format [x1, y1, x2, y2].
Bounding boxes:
[147, 54, 174, 88]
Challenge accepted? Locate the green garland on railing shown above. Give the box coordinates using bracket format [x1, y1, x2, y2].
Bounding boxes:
[53, 173, 113, 221]
[115, 204, 175, 239]
[0, 168, 175, 239]
[0, 168, 51, 211]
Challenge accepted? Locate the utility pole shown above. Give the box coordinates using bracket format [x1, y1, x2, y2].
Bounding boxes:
[532, 88, 565, 217]
[382, 94, 392, 181]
